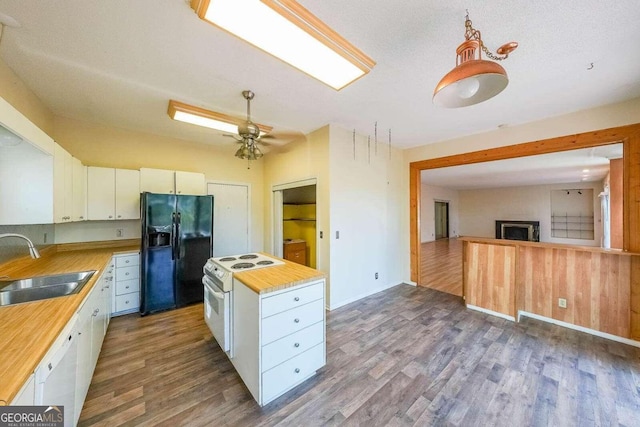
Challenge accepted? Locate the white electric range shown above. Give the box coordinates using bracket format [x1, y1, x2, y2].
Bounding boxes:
[202, 253, 284, 357]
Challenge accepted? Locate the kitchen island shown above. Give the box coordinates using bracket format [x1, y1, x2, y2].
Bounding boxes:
[0, 240, 138, 405]
[231, 259, 326, 406]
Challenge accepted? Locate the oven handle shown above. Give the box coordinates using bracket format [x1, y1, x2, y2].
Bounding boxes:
[202, 276, 225, 300]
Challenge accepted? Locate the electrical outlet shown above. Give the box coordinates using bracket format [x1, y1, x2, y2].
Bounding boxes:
[116, 229, 123, 237]
[43, 233, 47, 243]
[336, 231, 340, 239]
[375, 272, 378, 280]
[319, 231, 323, 239]
[558, 298, 567, 308]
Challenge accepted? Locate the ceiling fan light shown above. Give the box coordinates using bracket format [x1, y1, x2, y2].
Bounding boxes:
[191, 0, 375, 90]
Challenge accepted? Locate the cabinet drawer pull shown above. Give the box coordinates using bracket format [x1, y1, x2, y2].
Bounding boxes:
[294, 297, 300, 302]
[125, 300, 129, 304]
[125, 285, 129, 289]
[125, 272, 130, 276]
[118, 215, 122, 218]
[294, 342, 300, 348]
[294, 368, 300, 373]
[294, 318, 300, 323]
[108, 215, 113, 219]
[125, 260, 130, 263]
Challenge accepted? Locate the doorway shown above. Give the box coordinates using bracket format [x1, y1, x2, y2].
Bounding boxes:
[434, 201, 449, 240]
[273, 179, 318, 268]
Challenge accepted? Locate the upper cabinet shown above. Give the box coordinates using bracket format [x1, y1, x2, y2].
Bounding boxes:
[0, 97, 55, 225]
[140, 168, 205, 195]
[54, 143, 74, 223]
[72, 158, 87, 221]
[87, 167, 140, 220]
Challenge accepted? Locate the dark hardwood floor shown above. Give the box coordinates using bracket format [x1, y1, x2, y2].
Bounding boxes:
[79, 285, 640, 426]
[420, 238, 462, 296]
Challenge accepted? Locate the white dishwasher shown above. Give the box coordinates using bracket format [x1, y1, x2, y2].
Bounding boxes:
[35, 316, 78, 427]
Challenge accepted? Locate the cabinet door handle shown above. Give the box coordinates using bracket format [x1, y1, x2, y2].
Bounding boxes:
[294, 297, 300, 302]
[294, 342, 300, 348]
[108, 215, 113, 219]
[294, 318, 300, 323]
[294, 368, 300, 373]
[118, 215, 122, 218]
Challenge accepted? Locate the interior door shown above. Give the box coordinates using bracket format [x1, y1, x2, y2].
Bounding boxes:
[435, 201, 449, 240]
[207, 183, 249, 256]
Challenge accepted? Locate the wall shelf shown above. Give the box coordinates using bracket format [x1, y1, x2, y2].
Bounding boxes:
[551, 213, 594, 240]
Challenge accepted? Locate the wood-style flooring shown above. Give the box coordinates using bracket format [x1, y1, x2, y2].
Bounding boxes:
[79, 285, 640, 426]
[420, 238, 462, 296]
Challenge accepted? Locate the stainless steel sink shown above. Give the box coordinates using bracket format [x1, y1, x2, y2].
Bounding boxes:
[0, 270, 97, 306]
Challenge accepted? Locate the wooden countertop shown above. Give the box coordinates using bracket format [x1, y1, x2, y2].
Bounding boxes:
[459, 236, 640, 256]
[234, 256, 325, 294]
[0, 240, 139, 405]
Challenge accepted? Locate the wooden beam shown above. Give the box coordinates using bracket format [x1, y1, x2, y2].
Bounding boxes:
[410, 122, 640, 339]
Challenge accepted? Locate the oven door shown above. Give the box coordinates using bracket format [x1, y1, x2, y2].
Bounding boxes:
[202, 275, 230, 353]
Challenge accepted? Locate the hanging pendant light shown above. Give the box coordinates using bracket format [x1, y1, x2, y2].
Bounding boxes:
[433, 11, 518, 108]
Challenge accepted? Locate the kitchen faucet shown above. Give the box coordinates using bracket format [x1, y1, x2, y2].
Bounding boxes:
[0, 233, 41, 259]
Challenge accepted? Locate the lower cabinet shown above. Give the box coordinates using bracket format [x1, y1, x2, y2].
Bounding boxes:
[232, 279, 326, 406]
[112, 252, 140, 316]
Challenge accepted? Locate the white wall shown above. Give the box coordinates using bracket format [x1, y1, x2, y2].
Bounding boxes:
[401, 97, 640, 282]
[263, 126, 331, 299]
[328, 126, 403, 309]
[54, 220, 141, 244]
[420, 183, 459, 242]
[458, 181, 604, 246]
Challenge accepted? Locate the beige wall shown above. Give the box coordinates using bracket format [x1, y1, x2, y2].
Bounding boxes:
[263, 125, 330, 278]
[0, 59, 53, 136]
[402, 97, 640, 282]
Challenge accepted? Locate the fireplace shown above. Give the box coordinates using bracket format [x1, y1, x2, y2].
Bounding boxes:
[495, 220, 540, 242]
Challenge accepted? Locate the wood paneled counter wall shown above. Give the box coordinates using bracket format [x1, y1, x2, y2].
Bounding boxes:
[461, 237, 639, 340]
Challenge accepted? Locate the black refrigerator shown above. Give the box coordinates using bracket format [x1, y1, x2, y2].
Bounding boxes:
[140, 192, 213, 315]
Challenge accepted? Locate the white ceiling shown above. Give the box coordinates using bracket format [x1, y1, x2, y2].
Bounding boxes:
[421, 144, 623, 190]
[0, 1, 638, 150]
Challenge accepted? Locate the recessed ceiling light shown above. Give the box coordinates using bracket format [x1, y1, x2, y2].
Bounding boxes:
[191, 0, 375, 90]
[582, 169, 590, 173]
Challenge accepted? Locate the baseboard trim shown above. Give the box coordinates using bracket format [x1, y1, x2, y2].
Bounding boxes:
[466, 304, 515, 322]
[329, 282, 404, 311]
[518, 311, 640, 348]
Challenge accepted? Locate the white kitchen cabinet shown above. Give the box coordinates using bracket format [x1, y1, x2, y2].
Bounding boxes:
[140, 167, 205, 195]
[140, 168, 175, 194]
[87, 166, 140, 220]
[72, 158, 87, 221]
[0, 139, 53, 225]
[115, 169, 141, 219]
[54, 143, 74, 223]
[10, 373, 35, 405]
[75, 266, 112, 423]
[232, 279, 326, 406]
[175, 170, 205, 195]
[112, 252, 140, 316]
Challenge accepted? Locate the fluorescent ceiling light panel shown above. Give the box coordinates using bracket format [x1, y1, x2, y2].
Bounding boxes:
[191, 0, 375, 90]
[168, 100, 272, 135]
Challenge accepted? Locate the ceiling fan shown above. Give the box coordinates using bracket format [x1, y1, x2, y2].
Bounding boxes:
[226, 90, 304, 168]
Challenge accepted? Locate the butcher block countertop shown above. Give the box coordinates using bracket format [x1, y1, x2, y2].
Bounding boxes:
[0, 240, 139, 405]
[234, 256, 325, 294]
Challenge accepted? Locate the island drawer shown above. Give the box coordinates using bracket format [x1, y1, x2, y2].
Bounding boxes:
[116, 265, 139, 281]
[262, 343, 324, 404]
[261, 299, 324, 345]
[261, 281, 323, 318]
[115, 278, 139, 296]
[116, 254, 139, 268]
[115, 293, 139, 313]
[262, 321, 324, 372]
